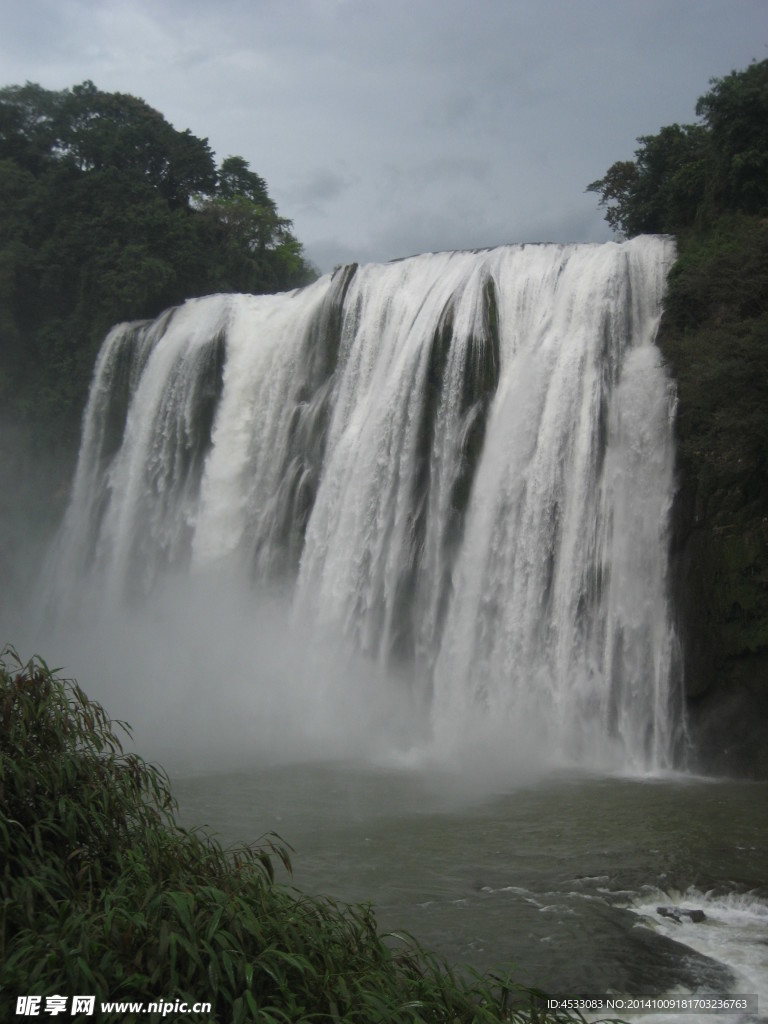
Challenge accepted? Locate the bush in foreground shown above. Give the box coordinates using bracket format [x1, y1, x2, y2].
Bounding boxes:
[0, 647, 615, 1023]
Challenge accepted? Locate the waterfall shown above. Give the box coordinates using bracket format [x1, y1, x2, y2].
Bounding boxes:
[48, 237, 681, 771]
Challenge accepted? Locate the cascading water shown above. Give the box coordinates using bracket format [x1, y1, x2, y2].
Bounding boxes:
[46, 236, 682, 772]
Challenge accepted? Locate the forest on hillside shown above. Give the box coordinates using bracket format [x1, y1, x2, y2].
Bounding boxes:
[0, 81, 317, 454]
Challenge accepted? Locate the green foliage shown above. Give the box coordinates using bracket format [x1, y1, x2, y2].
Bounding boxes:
[216, 155, 271, 205]
[0, 80, 216, 208]
[695, 59, 768, 216]
[0, 649, 604, 1023]
[587, 126, 707, 236]
[657, 216, 768, 661]
[587, 59, 768, 237]
[0, 80, 317, 457]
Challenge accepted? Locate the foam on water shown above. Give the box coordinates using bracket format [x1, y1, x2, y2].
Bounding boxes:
[629, 887, 768, 1015]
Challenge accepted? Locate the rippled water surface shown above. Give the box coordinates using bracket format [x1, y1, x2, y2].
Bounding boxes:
[174, 766, 767, 1020]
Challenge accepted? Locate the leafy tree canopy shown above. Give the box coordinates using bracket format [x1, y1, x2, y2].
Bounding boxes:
[0, 80, 217, 207]
[587, 59, 768, 236]
[0, 81, 317, 451]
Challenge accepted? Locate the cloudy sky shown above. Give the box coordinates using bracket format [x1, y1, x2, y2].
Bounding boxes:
[1, 0, 766, 272]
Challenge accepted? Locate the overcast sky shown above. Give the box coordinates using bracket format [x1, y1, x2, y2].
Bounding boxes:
[1, 0, 766, 272]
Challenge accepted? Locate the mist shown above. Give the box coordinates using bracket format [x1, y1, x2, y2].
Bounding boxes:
[8, 565, 430, 771]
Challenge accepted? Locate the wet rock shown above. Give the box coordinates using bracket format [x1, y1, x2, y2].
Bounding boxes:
[657, 905, 706, 924]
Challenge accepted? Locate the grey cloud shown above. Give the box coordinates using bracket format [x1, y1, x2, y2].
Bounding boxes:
[1, 0, 766, 275]
[290, 170, 355, 210]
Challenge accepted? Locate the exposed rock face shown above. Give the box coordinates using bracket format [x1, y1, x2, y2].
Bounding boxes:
[657, 906, 707, 924]
[685, 653, 768, 779]
[667, 459, 768, 780]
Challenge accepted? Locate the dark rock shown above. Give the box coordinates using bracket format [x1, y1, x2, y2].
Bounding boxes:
[657, 905, 706, 924]
[685, 652, 768, 780]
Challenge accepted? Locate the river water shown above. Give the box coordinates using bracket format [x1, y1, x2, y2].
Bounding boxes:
[173, 763, 767, 1023]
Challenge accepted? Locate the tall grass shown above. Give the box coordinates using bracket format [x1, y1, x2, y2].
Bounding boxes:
[0, 647, 619, 1023]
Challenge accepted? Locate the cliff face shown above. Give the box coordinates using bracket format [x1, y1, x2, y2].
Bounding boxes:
[659, 216, 768, 778]
[670, 477, 768, 778]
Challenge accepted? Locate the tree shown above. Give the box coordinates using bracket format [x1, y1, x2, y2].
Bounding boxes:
[216, 154, 270, 204]
[587, 124, 707, 236]
[195, 156, 315, 293]
[0, 80, 217, 208]
[587, 59, 768, 237]
[0, 81, 316, 451]
[695, 58, 768, 215]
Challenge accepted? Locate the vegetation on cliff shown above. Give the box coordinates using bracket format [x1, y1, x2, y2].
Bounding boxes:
[587, 59, 768, 236]
[588, 59, 768, 776]
[0, 648, 603, 1023]
[0, 81, 317, 454]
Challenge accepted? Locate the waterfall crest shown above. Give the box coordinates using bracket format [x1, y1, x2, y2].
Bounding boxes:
[49, 237, 681, 770]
